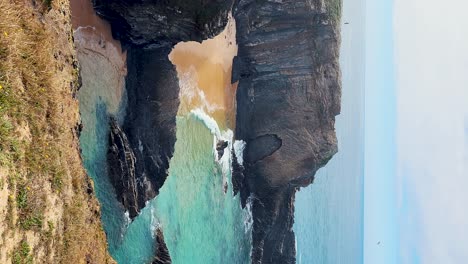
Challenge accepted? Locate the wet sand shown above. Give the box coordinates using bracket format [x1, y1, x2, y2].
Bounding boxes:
[70, 0, 127, 107]
[169, 15, 238, 130]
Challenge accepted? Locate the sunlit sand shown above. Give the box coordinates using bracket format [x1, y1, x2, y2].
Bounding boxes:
[169, 15, 238, 130]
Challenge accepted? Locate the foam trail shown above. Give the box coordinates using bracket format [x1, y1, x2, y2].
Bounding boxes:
[190, 108, 234, 188]
[244, 196, 254, 234]
[233, 140, 246, 166]
[191, 109, 222, 138]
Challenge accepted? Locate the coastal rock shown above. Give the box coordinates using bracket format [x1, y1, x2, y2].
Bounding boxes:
[232, 0, 341, 263]
[107, 47, 180, 218]
[152, 228, 172, 264]
[216, 140, 229, 160]
[94, 0, 341, 263]
[94, 0, 236, 219]
[107, 117, 141, 218]
[93, 0, 234, 47]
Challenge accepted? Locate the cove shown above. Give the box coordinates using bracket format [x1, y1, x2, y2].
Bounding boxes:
[73, 3, 252, 262]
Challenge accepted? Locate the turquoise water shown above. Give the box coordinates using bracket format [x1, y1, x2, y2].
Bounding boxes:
[77, 42, 251, 263]
[76, 47, 131, 254]
[294, 0, 366, 263]
[111, 113, 252, 263]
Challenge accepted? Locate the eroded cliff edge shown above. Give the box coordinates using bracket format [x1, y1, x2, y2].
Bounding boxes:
[232, 1, 341, 263]
[0, 0, 114, 263]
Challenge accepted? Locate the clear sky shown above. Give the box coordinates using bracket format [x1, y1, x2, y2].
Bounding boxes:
[394, 0, 468, 263]
[365, 0, 468, 263]
[363, 0, 398, 263]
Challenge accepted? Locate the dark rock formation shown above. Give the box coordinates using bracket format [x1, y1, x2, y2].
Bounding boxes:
[105, 47, 180, 219]
[121, 47, 180, 218]
[152, 228, 172, 264]
[107, 117, 140, 217]
[216, 140, 229, 160]
[232, 0, 341, 263]
[96, 0, 341, 263]
[93, 0, 234, 47]
[97, 0, 235, 218]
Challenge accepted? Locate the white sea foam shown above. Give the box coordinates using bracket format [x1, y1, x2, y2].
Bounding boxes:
[233, 140, 246, 166]
[197, 89, 222, 113]
[178, 68, 198, 103]
[243, 195, 254, 234]
[190, 108, 235, 191]
[191, 108, 222, 138]
[149, 205, 159, 239]
[123, 211, 131, 224]
[123, 210, 132, 230]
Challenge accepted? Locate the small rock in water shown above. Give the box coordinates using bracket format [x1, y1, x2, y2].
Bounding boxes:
[216, 140, 229, 160]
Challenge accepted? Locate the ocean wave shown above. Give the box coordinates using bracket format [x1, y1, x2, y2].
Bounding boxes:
[190, 108, 223, 138]
[190, 109, 235, 193]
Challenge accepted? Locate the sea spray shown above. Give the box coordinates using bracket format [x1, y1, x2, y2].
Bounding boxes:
[233, 140, 246, 166]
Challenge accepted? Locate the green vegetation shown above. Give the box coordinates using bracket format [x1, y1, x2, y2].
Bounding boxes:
[16, 182, 45, 231]
[12, 240, 33, 264]
[0, 0, 115, 263]
[328, 0, 343, 23]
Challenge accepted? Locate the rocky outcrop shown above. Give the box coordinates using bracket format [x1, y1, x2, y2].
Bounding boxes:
[95, 0, 235, 218]
[216, 140, 229, 160]
[152, 228, 172, 264]
[116, 47, 180, 218]
[94, 0, 341, 263]
[107, 118, 140, 218]
[232, 0, 341, 263]
[93, 0, 234, 47]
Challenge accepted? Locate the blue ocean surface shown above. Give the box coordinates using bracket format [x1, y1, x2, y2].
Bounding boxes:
[294, 0, 366, 263]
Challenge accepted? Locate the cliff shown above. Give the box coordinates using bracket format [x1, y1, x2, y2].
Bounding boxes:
[0, 0, 113, 263]
[92, 0, 341, 263]
[93, 0, 236, 218]
[232, 0, 341, 263]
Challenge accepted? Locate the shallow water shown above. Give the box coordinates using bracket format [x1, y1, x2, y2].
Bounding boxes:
[110, 113, 251, 263]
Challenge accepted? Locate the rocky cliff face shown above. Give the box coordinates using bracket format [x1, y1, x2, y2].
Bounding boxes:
[152, 228, 172, 264]
[93, 0, 341, 263]
[232, 0, 341, 263]
[111, 47, 180, 218]
[93, 0, 236, 219]
[93, 0, 233, 46]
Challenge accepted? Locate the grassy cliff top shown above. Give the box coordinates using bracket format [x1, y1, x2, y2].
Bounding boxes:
[0, 0, 113, 263]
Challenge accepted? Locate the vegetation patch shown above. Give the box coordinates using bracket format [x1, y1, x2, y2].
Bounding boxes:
[0, 0, 114, 263]
[12, 240, 33, 264]
[327, 0, 343, 23]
